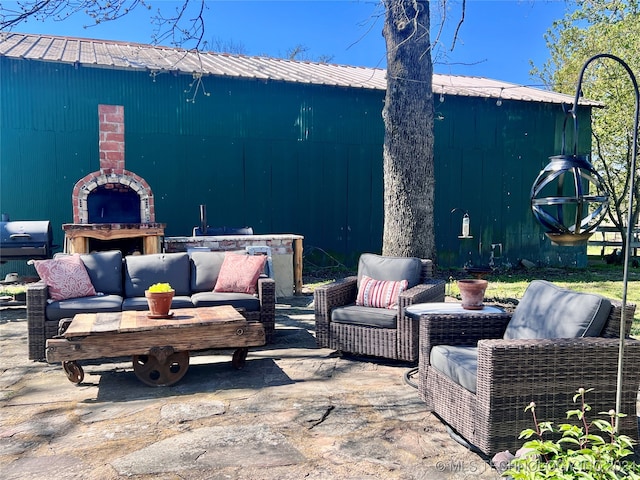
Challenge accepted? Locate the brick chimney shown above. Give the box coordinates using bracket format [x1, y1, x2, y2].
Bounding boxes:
[70, 104, 155, 224]
[98, 104, 125, 173]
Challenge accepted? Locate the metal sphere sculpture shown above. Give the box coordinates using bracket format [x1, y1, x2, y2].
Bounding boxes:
[531, 153, 609, 246]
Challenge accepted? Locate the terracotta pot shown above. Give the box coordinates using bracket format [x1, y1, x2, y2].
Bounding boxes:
[144, 290, 175, 317]
[458, 279, 488, 310]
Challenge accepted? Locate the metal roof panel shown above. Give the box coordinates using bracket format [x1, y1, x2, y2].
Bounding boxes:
[0, 32, 593, 105]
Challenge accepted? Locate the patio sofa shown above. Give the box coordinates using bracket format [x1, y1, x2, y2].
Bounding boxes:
[27, 250, 276, 361]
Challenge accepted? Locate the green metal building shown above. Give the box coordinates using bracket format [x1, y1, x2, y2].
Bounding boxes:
[0, 33, 593, 276]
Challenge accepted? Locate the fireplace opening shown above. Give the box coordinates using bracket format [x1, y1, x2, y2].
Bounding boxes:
[88, 185, 142, 224]
[89, 237, 143, 256]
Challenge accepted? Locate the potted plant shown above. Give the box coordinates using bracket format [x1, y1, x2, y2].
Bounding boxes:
[144, 282, 175, 318]
[457, 278, 488, 310]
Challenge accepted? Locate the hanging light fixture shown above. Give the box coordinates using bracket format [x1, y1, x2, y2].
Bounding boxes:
[530, 60, 610, 247]
[531, 53, 640, 431]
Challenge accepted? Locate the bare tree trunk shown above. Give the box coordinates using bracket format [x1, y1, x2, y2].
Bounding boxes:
[381, 0, 435, 260]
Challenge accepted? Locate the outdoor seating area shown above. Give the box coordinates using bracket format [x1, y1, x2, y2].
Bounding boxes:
[2, 253, 640, 477]
[6, 3, 640, 477]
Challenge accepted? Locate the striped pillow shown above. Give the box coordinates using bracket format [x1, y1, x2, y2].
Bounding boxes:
[356, 275, 408, 309]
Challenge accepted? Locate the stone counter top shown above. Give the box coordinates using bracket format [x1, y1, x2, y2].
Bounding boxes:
[164, 234, 304, 298]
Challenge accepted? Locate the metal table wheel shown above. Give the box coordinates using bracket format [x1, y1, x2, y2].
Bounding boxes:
[132, 346, 190, 387]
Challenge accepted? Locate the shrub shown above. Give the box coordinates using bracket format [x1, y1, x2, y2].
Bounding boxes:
[502, 388, 640, 479]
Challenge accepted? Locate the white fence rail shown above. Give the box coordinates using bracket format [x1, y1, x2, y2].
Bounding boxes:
[587, 226, 640, 254]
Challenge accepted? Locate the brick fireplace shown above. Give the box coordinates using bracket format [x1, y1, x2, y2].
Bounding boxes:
[63, 105, 165, 255]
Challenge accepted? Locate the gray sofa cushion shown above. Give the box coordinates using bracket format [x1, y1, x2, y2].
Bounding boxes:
[191, 291, 261, 311]
[189, 250, 254, 292]
[331, 305, 398, 329]
[122, 295, 194, 311]
[430, 345, 478, 393]
[46, 294, 124, 322]
[80, 250, 123, 295]
[503, 280, 612, 340]
[357, 253, 422, 288]
[124, 253, 191, 297]
[190, 251, 231, 292]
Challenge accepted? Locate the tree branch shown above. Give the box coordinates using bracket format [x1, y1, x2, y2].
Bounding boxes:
[450, 0, 465, 50]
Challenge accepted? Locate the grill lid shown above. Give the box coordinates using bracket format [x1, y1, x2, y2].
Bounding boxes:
[0, 221, 53, 260]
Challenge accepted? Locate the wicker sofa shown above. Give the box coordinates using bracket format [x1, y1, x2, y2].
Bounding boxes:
[314, 253, 446, 362]
[27, 250, 276, 361]
[418, 280, 640, 457]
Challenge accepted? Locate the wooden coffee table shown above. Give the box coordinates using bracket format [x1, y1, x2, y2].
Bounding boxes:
[45, 305, 266, 386]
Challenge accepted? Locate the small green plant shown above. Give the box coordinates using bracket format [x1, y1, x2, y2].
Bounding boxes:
[147, 282, 173, 293]
[502, 388, 640, 479]
[0, 285, 26, 296]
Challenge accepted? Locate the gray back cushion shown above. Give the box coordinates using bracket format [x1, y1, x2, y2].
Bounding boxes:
[503, 280, 612, 340]
[80, 250, 123, 295]
[190, 251, 229, 292]
[124, 253, 191, 297]
[357, 253, 422, 288]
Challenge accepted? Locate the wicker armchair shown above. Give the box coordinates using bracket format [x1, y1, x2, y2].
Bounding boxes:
[314, 253, 445, 362]
[418, 283, 640, 457]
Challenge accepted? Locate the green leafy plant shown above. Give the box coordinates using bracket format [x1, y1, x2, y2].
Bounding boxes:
[147, 282, 173, 293]
[0, 285, 26, 297]
[502, 388, 640, 479]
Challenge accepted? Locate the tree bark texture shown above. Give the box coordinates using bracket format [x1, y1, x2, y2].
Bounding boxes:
[381, 0, 435, 261]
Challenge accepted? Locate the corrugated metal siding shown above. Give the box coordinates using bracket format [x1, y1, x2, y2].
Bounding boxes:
[0, 57, 385, 272]
[433, 95, 592, 268]
[0, 55, 592, 275]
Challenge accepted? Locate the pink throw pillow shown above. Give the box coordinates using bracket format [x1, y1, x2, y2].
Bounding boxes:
[356, 275, 408, 309]
[214, 253, 267, 294]
[33, 254, 97, 301]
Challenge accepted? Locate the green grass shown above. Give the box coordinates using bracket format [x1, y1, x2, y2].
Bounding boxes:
[445, 255, 640, 336]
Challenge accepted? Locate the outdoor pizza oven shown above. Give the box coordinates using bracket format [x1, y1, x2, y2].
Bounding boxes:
[0, 218, 53, 261]
[63, 104, 165, 256]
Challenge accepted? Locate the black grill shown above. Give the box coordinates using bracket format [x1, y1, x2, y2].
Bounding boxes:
[0, 220, 53, 261]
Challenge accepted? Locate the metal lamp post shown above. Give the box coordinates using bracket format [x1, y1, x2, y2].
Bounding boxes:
[531, 53, 639, 429]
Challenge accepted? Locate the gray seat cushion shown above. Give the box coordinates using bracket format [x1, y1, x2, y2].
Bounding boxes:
[122, 295, 194, 311]
[80, 250, 123, 295]
[331, 304, 398, 329]
[357, 253, 422, 288]
[190, 251, 229, 292]
[46, 294, 124, 321]
[191, 291, 261, 311]
[503, 280, 612, 340]
[430, 345, 478, 393]
[124, 253, 191, 297]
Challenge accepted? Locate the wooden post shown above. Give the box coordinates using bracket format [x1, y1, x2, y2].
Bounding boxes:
[143, 236, 162, 254]
[67, 236, 89, 254]
[293, 237, 303, 295]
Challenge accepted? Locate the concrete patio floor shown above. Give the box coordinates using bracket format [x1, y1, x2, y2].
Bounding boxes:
[0, 298, 502, 480]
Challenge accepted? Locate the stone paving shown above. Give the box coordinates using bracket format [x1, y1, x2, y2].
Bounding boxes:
[0, 299, 501, 480]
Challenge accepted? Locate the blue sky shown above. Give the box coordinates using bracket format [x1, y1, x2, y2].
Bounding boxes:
[7, 0, 570, 87]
